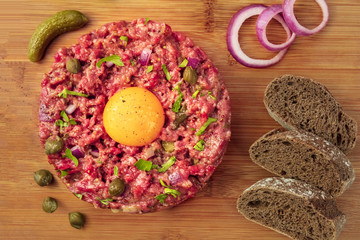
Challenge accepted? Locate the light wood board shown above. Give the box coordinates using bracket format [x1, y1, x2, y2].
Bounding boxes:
[0, 0, 359, 239]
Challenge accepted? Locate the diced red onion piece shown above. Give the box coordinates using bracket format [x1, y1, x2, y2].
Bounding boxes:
[105, 61, 114, 67]
[169, 171, 184, 185]
[187, 58, 199, 69]
[227, 5, 290, 68]
[71, 146, 84, 159]
[256, 4, 296, 51]
[39, 102, 53, 122]
[282, 0, 329, 36]
[65, 104, 77, 115]
[90, 148, 99, 158]
[139, 48, 152, 66]
[143, 147, 155, 159]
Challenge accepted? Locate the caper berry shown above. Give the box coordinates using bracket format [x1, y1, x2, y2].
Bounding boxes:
[161, 141, 175, 153]
[108, 178, 125, 196]
[34, 169, 53, 186]
[68, 212, 85, 229]
[42, 197, 58, 213]
[183, 66, 198, 85]
[45, 136, 64, 155]
[66, 58, 81, 74]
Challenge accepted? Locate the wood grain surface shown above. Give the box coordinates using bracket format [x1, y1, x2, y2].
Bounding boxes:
[0, 0, 359, 239]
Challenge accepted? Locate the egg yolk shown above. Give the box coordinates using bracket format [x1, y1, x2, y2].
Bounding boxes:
[103, 87, 165, 147]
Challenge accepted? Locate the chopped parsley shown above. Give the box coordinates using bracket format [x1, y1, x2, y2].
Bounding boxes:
[58, 170, 68, 177]
[194, 139, 205, 151]
[114, 165, 119, 176]
[171, 83, 183, 113]
[96, 55, 124, 68]
[195, 117, 217, 136]
[158, 156, 176, 173]
[178, 59, 188, 68]
[162, 64, 171, 81]
[134, 159, 153, 171]
[120, 36, 128, 46]
[64, 148, 79, 167]
[208, 91, 216, 100]
[155, 178, 181, 204]
[130, 59, 135, 66]
[147, 65, 153, 73]
[55, 111, 77, 131]
[95, 197, 113, 206]
[144, 17, 150, 25]
[192, 89, 200, 99]
[58, 88, 88, 98]
[74, 193, 83, 200]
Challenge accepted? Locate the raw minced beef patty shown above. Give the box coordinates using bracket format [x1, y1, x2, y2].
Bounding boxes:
[39, 18, 231, 213]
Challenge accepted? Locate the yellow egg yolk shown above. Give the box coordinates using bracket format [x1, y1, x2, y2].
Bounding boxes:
[103, 87, 165, 147]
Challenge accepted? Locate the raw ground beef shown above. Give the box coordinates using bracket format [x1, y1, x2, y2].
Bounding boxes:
[39, 18, 231, 213]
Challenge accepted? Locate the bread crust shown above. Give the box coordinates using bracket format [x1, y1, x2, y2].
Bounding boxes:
[264, 74, 357, 154]
[249, 129, 355, 197]
[237, 177, 346, 240]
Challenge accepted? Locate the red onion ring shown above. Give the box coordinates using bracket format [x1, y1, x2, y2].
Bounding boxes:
[139, 48, 152, 66]
[71, 146, 84, 159]
[227, 4, 289, 68]
[256, 4, 296, 51]
[282, 0, 329, 36]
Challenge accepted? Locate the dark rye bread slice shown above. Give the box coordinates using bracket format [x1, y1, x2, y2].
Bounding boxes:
[237, 177, 346, 240]
[264, 75, 357, 154]
[249, 129, 355, 197]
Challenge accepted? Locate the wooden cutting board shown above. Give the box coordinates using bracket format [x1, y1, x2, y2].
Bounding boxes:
[1, 0, 359, 239]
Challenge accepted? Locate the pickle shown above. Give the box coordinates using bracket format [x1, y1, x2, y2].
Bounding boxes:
[28, 10, 88, 62]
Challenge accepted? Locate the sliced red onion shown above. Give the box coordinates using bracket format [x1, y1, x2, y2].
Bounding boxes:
[39, 102, 53, 122]
[187, 58, 199, 69]
[282, 0, 329, 36]
[139, 48, 152, 66]
[105, 61, 114, 67]
[227, 5, 289, 68]
[90, 148, 99, 158]
[168, 171, 184, 185]
[256, 4, 296, 51]
[71, 146, 84, 159]
[65, 104, 77, 115]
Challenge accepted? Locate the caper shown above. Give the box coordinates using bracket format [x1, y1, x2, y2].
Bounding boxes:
[161, 141, 175, 152]
[68, 212, 85, 229]
[42, 197, 58, 213]
[45, 136, 64, 155]
[34, 169, 53, 186]
[183, 66, 198, 85]
[108, 178, 125, 196]
[66, 58, 81, 74]
[172, 112, 187, 130]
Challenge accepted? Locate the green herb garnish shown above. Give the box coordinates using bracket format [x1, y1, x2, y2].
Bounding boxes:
[178, 59, 188, 68]
[120, 36, 128, 46]
[55, 111, 77, 131]
[154, 194, 168, 203]
[59, 170, 68, 177]
[158, 156, 176, 173]
[195, 117, 217, 136]
[64, 148, 79, 167]
[114, 165, 119, 176]
[147, 65, 153, 73]
[164, 188, 181, 198]
[134, 159, 153, 171]
[192, 89, 200, 99]
[130, 59, 135, 66]
[194, 139, 205, 151]
[172, 83, 183, 113]
[208, 91, 216, 100]
[58, 88, 88, 98]
[95, 197, 113, 206]
[144, 17, 150, 25]
[162, 64, 171, 81]
[96, 55, 124, 68]
[74, 193, 83, 200]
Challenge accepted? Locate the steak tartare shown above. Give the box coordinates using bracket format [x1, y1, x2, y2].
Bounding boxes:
[39, 18, 231, 213]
